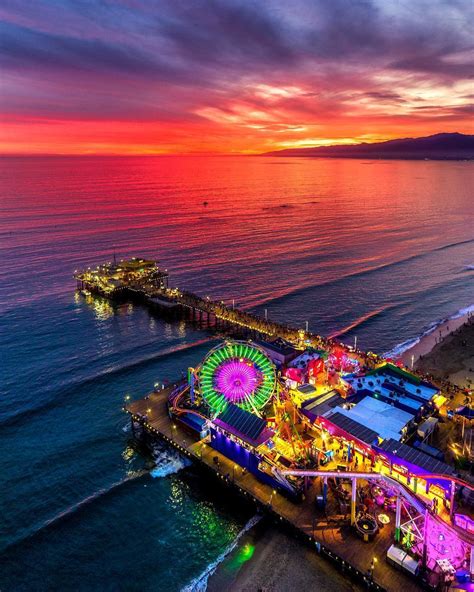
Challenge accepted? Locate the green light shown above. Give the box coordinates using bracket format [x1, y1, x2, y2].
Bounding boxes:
[198, 341, 276, 414]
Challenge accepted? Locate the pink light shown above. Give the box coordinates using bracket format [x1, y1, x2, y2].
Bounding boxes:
[214, 358, 263, 405]
[421, 514, 470, 569]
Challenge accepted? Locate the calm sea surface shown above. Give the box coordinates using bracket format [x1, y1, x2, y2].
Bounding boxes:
[1, 156, 473, 590]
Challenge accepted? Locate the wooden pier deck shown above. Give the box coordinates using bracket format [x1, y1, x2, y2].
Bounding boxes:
[125, 390, 423, 592]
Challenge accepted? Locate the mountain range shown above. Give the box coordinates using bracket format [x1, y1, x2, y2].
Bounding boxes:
[263, 133, 474, 160]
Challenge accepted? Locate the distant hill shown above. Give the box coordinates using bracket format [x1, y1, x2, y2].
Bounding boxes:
[263, 133, 474, 160]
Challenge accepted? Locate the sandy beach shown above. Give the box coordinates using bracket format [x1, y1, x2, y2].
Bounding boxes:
[400, 308, 474, 372]
[208, 518, 361, 592]
[412, 315, 474, 390]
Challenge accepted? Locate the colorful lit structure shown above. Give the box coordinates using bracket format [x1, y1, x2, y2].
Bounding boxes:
[198, 341, 276, 415]
[75, 257, 169, 294]
[164, 339, 473, 587]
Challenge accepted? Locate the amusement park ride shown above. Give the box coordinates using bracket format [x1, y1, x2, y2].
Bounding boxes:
[166, 339, 474, 589]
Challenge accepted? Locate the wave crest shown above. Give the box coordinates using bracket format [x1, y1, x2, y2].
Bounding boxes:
[181, 515, 261, 592]
[384, 303, 474, 358]
[150, 443, 192, 478]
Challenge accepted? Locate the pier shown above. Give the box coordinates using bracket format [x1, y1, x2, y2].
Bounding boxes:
[126, 388, 422, 592]
[78, 259, 473, 591]
[74, 258, 380, 362]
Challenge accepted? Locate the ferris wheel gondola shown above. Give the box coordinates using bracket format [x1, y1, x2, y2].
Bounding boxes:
[197, 341, 276, 415]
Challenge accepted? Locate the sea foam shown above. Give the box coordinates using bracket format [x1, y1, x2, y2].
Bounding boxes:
[384, 303, 474, 359]
[181, 514, 261, 592]
[150, 443, 192, 478]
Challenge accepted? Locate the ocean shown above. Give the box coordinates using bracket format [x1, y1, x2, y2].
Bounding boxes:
[1, 156, 473, 591]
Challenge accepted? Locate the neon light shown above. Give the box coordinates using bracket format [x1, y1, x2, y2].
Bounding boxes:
[199, 341, 276, 414]
[214, 359, 263, 403]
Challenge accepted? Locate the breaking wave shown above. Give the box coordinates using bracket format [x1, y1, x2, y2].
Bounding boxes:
[329, 304, 396, 339]
[1, 470, 148, 554]
[181, 514, 261, 592]
[150, 443, 192, 478]
[384, 303, 474, 358]
[246, 237, 474, 310]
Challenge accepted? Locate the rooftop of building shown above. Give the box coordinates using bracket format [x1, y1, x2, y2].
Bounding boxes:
[331, 395, 414, 442]
[254, 337, 298, 357]
[301, 389, 344, 419]
[213, 403, 273, 447]
[322, 411, 380, 446]
[376, 438, 455, 476]
[347, 364, 438, 413]
[367, 363, 438, 396]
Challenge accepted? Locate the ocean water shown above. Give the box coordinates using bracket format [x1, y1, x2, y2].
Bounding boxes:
[0, 156, 473, 591]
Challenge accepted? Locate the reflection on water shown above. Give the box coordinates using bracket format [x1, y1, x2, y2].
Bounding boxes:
[0, 156, 472, 591]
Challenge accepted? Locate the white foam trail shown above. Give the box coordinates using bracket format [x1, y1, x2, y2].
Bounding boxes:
[464, 264, 474, 270]
[384, 303, 474, 358]
[150, 443, 192, 478]
[181, 514, 262, 592]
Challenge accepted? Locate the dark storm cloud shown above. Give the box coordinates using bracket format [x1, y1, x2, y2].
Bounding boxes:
[155, 1, 297, 67]
[390, 51, 474, 79]
[0, 0, 472, 123]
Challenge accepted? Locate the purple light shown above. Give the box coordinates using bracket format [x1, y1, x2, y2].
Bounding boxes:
[214, 358, 262, 404]
[418, 514, 470, 569]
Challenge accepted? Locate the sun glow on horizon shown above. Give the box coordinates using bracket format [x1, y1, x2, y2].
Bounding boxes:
[0, 1, 472, 155]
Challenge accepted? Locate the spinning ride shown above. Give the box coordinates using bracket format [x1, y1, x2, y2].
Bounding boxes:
[198, 341, 276, 415]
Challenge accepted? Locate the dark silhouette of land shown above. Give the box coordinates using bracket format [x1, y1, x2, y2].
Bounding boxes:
[263, 132, 474, 160]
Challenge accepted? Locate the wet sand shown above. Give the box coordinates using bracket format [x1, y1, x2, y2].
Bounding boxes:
[401, 310, 473, 371]
[208, 518, 361, 592]
[413, 316, 474, 389]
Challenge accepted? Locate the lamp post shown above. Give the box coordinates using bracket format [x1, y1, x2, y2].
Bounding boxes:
[354, 335, 357, 350]
[305, 321, 309, 333]
[270, 489, 277, 507]
[370, 556, 377, 580]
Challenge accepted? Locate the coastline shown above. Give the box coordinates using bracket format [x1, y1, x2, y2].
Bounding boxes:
[393, 305, 474, 367]
[414, 315, 474, 389]
[207, 519, 361, 592]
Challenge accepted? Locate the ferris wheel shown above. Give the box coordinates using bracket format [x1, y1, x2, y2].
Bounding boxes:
[198, 341, 276, 415]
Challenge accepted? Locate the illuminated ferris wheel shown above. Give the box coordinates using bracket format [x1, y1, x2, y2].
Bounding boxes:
[198, 341, 276, 415]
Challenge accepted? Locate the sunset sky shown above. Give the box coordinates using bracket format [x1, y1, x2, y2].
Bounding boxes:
[0, 0, 473, 154]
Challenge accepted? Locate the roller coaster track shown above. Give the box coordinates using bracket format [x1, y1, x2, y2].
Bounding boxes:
[281, 469, 474, 545]
[170, 383, 209, 423]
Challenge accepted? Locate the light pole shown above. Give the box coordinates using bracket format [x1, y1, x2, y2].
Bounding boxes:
[411, 354, 415, 369]
[305, 321, 309, 333]
[270, 489, 277, 507]
[370, 556, 377, 580]
[265, 308, 268, 321]
[354, 335, 357, 350]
